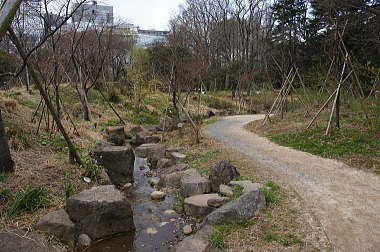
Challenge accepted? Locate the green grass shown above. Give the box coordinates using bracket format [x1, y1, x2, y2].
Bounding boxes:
[172, 199, 185, 214]
[0, 172, 10, 182]
[37, 133, 68, 153]
[16, 99, 38, 110]
[267, 127, 380, 158]
[186, 151, 220, 173]
[202, 95, 236, 110]
[104, 119, 124, 127]
[2, 186, 51, 218]
[0, 189, 13, 204]
[209, 220, 254, 249]
[132, 111, 160, 125]
[63, 172, 76, 198]
[80, 155, 106, 181]
[265, 232, 303, 247]
[228, 184, 244, 200]
[262, 181, 280, 205]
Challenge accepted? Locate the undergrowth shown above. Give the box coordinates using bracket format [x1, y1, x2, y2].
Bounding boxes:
[1, 186, 51, 218]
[209, 220, 254, 248]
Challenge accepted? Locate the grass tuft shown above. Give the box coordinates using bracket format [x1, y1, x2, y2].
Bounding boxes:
[210, 220, 254, 249]
[2, 186, 51, 218]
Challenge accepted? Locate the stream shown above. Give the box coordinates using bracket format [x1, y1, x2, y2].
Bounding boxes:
[84, 157, 182, 252]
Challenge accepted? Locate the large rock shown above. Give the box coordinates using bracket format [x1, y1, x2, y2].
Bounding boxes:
[66, 185, 134, 240]
[181, 169, 211, 197]
[160, 117, 180, 132]
[35, 208, 75, 243]
[156, 158, 175, 170]
[209, 160, 240, 192]
[93, 143, 135, 186]
[174, 225, 214, 252]
[229, 180, 264, 193]
[106, 127, 125, 146]
[159, 171, 184, 188]
[135, 144, 166, 159]
[166, 146, 184, 157]
[170, 152, 187, 163]
[184, 194, 221, 217]
[0, 229, 56, 252]
[132, 131, 160, 146]
[204, 189, 266, 225]
[219, 184, 234, 197]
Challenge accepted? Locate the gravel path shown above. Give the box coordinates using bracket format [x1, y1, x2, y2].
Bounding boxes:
[206, 115, 380, 252]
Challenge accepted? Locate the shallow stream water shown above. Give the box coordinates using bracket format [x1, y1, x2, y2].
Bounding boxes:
[84, 158, 181, 252]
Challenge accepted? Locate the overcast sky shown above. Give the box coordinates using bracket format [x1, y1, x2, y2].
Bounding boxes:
[103, 0, 184, 30]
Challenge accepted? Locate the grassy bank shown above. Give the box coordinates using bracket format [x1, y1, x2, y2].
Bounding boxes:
[247, 93, 380, 174]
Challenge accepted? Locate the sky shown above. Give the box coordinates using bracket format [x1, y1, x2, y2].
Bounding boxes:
[103, 0, 185, 30]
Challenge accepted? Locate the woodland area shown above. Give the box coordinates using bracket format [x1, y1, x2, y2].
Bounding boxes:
[0, 0, 379, 250]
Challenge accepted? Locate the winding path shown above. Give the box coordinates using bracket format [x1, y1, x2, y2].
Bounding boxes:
[205, 115, 380, 252]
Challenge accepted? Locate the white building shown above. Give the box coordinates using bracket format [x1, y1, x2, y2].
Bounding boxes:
[72, 1, 113, 26]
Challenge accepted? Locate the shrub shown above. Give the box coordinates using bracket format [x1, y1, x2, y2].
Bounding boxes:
[81, 155, 106, 181]
[3, 186, 51, 217]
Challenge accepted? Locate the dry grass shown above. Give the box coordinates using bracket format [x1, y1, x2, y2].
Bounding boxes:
[164, 126, 332, 251]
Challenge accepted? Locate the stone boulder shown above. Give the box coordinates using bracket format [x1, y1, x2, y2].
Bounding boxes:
[135, 144, 166, 159]
[219, 184, 234, 197]
[160, 117, 180, 132]
[184, 194, 221, 218]
[66, 185, 134, 240]
[170, 152, 187, 163]
[0, 229, 56, 252]
[132, 131, 160, 146]
[174, 225, 214, 252]
[181, 169, 211, 197]
[229, 181, 263, 193]
[158, 171, 184, 188]
[93, 143, 135, 186]
[106, 127, 125, 146]
[35, 208, 75, 243]
[209, 160, 240, 192]
[156, 158, 175, 170]
[166, 146, 184, 157]
[204, 189, 266, 225]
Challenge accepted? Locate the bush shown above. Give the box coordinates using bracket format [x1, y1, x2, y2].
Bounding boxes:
[3, 186, 51, 217]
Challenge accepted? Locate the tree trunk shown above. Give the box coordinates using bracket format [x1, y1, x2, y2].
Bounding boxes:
[81, 87, 91, 121]
[0, 110, 14, 173]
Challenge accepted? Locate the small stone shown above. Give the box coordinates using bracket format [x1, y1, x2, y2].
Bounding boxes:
[219, 184, 234, 197]
[148, 178, 160, 187]
[170, 218, 176, 222]
[160, 222, 169, 227]
[123, 183, 133, 191]
[147, 228, 158, 235]
[77, 234, 92, 248]
[183, 225, 192, 235]
[151, 191, 166, 200]
[164, 209, 176, 216]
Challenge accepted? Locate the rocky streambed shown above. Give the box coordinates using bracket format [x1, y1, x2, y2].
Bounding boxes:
[0, 123, 267, 252]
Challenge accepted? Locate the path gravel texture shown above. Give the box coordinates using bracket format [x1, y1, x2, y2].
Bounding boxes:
[206, 115, 380, 252]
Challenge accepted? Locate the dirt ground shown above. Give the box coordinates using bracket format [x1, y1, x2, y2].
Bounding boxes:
[167, 125, 332, 251]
